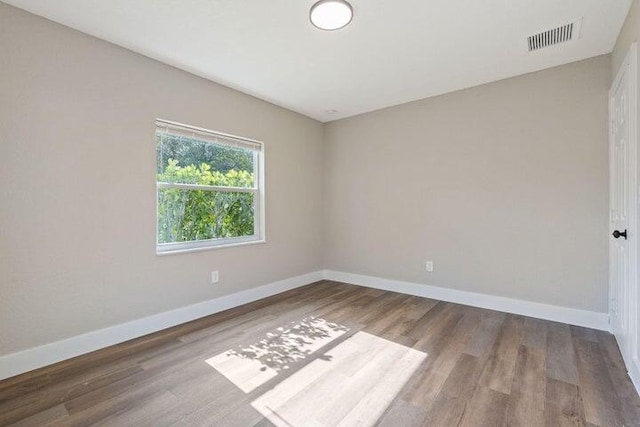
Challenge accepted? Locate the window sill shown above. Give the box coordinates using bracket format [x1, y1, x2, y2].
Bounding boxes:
[156, 238, 266, 256]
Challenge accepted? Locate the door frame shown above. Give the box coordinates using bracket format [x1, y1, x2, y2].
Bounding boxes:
[609, 41, 640, 392]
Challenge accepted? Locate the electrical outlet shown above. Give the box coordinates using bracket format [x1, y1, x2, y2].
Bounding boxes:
[211, 270, 219, 284]
[426, 261, 434, 272]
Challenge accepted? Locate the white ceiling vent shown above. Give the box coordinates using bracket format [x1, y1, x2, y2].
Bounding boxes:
[527, 19, 582, 52]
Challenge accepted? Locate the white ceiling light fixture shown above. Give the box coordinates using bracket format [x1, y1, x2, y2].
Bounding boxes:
[310, 0, 353, 31]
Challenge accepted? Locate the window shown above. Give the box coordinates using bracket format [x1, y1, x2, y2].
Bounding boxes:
[155, 119, 264, 254]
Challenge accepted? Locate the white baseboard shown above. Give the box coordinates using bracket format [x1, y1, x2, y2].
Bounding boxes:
[0, 271, 323, 381]
[0, 269, 611, 382]
[322, 270, 610, 331]
[630, 359, 640, 396]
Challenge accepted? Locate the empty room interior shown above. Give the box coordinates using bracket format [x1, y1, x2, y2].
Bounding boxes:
[3, 0, 640, 426]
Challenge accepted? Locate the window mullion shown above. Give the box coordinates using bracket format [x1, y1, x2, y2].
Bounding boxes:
[157, 182, 258, 193]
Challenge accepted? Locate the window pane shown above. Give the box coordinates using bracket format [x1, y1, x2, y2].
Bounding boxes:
[156, 133, 255, 188]
[157, 188, 255, 244]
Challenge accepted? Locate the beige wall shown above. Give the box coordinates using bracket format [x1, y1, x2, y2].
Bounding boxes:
[613, 0, 640, 79]
[0, 4, 324, 356]
[0, 3, 616, 358]
[324, 55, 611, 312]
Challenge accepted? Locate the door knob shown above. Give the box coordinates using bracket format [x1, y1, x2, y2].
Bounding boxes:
[612, 229, 628, 240]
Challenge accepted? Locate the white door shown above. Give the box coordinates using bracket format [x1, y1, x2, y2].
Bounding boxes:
[610, 42, 637, 368]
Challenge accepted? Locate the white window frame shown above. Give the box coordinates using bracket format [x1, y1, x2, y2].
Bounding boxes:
[155, 119, 265, 255]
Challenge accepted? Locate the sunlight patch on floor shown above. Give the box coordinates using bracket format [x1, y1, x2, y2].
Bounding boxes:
[206, 317, 349, 393]
[251, 331, 427, 427]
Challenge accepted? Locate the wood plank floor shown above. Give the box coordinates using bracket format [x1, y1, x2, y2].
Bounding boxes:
[1, 281, 639, 426]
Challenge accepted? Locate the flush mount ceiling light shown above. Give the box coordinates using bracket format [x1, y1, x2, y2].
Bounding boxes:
[310, 0, 353, 31]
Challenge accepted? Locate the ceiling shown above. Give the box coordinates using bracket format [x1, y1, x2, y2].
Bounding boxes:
[3, 0, 631, 122]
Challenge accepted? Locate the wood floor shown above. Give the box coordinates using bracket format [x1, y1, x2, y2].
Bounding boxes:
[1, 281, 639, 426]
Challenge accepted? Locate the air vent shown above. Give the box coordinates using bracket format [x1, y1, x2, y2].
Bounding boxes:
[527, 20, 580, 52]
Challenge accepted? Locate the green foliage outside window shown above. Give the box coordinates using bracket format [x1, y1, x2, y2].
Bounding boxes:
[156, 133, 257, 245]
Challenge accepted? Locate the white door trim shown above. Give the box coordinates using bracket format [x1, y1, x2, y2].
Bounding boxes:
[610, 41, 640, 393]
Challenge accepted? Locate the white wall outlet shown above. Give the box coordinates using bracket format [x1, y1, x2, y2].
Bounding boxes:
[426, 261, 434, 272]
[211, 270, 219, 284]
